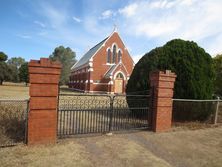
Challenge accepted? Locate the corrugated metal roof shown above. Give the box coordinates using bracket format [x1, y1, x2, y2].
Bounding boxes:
[72, 37, 108, 69]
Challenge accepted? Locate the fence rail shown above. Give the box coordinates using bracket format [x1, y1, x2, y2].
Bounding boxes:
[172, 99, 222, 124]
[0, 99, 29, 147]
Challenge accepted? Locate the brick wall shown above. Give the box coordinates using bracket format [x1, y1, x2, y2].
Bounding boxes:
[92, 32, 134, 82]
[150, 70, 176, 132]
[28, 58, 61, 145]
[70, 31, 134, 93]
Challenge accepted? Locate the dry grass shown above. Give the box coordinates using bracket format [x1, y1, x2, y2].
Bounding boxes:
[0, 101, 28, 146]
[0, 83, 29, 146]
[0, 84, 29, 99]
[172, 121, 222, 130]
[0, 127, 222, 167]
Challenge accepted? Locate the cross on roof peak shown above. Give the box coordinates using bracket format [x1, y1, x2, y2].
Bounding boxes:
[113, 24, 118, 32]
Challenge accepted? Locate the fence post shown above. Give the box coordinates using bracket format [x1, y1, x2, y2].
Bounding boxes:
[214, 97, 220, 124]
[24, 99, 30, 144]
[108, 95, 114, 133]
[28, 58, 61, 145]
[149, 70, 176, 132]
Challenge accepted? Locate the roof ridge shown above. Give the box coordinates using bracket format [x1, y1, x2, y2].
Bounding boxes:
[89, 37, 108, 51]
[71, 36, 109, 70]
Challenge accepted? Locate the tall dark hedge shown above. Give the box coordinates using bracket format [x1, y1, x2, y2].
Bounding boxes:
[213, 54, 222, 97]
[126, 39, 214, 99]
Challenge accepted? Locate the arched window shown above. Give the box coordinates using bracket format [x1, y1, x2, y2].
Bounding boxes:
[116, 73, 124, 79]
[107, 48, 111, 63]
[112, 45, 116, 63]
[118, 50, 122, 62]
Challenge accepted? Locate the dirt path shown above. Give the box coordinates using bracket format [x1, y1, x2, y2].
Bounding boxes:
[0, 127, 222, 167]
[126, 128, 222, 167]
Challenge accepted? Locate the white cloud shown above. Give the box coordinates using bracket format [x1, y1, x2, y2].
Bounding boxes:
[100, 10, 114, 19]
[119, 3, 138, 17]
[83, 15, 110, 35]
[17, 34, 31, 39]
[72, 16, 82, 23]
[34, 21, 46, 28]
[118, 0, 222, 54]
[37, 31, 48, 36]
[40, 3, 68, 28]
[30, 2, 94, 56]
[206, 33, 222, 56]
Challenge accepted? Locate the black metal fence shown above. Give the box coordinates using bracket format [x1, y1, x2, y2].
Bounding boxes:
[58, 94, 150, 137]
[0, 99, 29, 147]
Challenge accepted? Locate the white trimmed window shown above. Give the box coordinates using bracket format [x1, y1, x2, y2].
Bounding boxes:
[118, 50, 122, 62]
[112, 45, 117, 63]
[107, 48, 111, 63]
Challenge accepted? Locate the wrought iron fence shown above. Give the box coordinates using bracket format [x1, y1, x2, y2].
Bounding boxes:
[58, 94, 151, 137]
[0, 99, 29, 147]
[111, 95, 150, 131]
[58, 94, 111, 136]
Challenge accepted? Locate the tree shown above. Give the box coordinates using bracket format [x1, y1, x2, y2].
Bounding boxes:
[126, 39, 214, 99]
[7, 57, 25, 69]
[7, 64, 19, 82]
[7, 57, 25, 82]
[0, 52, 10, 85]
[49, 46, 76, 85]
[19, 62, 29, 86]
[213, 54, 222, 97]
[0, 52, 8, 61]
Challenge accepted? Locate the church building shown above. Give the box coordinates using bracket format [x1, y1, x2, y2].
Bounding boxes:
[69, 28, 134, 94]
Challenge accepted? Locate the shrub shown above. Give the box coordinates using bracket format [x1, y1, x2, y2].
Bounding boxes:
[213, 54, 222, 97]
[172, 101, 216, 122]
[126, 39, 214, 99]
[126, 39, 215, 120]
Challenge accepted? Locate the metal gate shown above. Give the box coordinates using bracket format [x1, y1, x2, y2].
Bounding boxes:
[57, 94, 151, 137]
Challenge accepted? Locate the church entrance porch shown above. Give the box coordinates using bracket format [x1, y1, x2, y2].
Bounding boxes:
[114, 79, 123, 93]
[114, 72, 125, 94]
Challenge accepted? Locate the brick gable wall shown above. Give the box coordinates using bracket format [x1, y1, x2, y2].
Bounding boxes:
[69, 32, 134, 93]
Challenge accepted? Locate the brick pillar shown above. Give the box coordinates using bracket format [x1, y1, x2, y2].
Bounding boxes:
[149, 70, 176, 132]
[89, 80, 93, 92]
[108, 80, 114, 94]
[28, 58, 61, 145]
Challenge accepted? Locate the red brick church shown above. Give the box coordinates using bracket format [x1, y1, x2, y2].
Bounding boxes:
[69, 28, 134, 94]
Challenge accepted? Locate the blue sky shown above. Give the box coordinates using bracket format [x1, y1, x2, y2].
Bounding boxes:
[0, 0, 222, 63]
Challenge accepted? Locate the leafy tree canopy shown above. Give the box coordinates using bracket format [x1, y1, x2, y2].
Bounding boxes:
[6, 57, 25, 82]
[49, 46, 76, 85]
[0, 52, 10, 85]
[126, 39, 214, 99]
[0, 52, 8, 61]
[7, 64, 19, 82]
[19, 62, 29, 86]
[213, 54, 222, 97]
[7, 57, 25, 69]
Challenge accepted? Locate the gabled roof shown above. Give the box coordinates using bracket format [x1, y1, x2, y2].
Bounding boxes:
[71, 27, 134, 71]
[104, 65, 117, 78]
[71, 37, 108, 69]
[104, 61, 129, 78]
